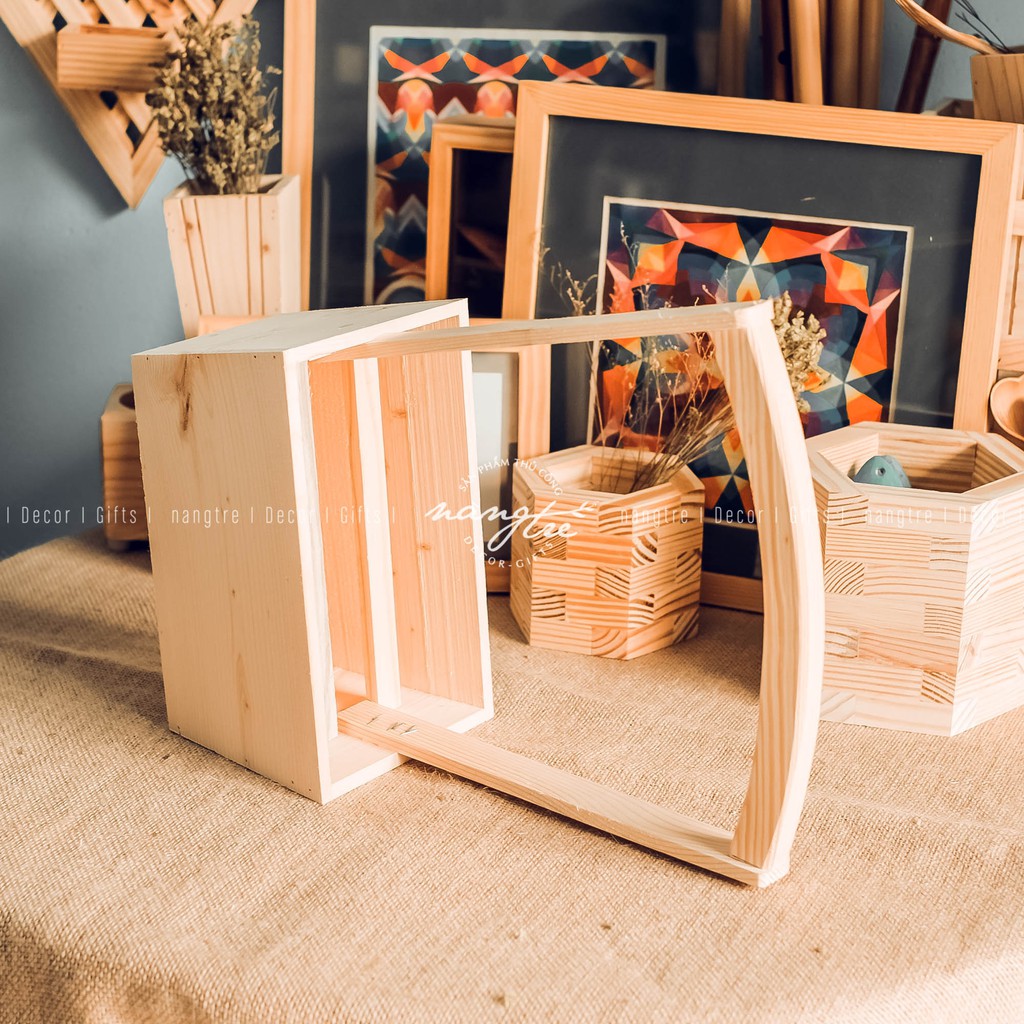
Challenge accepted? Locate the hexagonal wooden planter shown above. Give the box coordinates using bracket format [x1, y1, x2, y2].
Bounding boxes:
[510, 445, 705, 660]
[807, 422, 1024, 735]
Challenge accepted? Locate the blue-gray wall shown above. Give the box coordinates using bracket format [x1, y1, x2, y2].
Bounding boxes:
[0, 4, 282, 557]
[0, 2, 1017, 556]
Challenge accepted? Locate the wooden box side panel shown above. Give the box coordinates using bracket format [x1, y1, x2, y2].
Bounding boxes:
[132, 350, 325, 800]
[375, 348, 491, 709]
[307, 356, 374, 700]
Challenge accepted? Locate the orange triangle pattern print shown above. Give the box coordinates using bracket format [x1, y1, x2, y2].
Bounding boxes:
[600, 200, 912, 520]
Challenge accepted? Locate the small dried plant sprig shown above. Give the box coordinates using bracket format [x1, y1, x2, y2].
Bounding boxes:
[953, 0, 1010, 53]
[625, 293, 832, 491]
[147, 16, 281, 195]
[772, 292, 830, 414]
[537, 249, 831, 494]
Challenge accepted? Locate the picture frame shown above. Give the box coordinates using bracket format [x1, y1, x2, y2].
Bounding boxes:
[503, 82, 1024, 611]
[425, 115, 516, 317]
[364, 25, 666, 306]
[425, 115, 544, 591]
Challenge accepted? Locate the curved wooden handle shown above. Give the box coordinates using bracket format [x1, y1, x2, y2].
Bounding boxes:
[717, 302, 826, 880]
[891, 0, 1000, 55]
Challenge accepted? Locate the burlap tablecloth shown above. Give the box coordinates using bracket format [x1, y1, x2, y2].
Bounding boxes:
[2, 532, 1023, 1023]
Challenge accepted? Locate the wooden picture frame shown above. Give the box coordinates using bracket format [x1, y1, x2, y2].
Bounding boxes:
[133, 298, 824, 887]
[425, 115, 546, 592]
[425, 116, 516, 314]
[503, 82, 1024, 612]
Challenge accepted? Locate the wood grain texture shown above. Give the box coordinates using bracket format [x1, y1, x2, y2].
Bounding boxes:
[374, 300, 820, 882]
[375, 348, 492, 706]
[56, 24, 169, 92]
[100, 383, 147, 546]
[715, 313, 825, 876]
[809, 422, 1024, 735]
[332, 302, 776, 361]
[0, 0, 257, 207]
[133, 300, 486, 803]
[163, 175, 302, 338]
[133, 349, 327, 799]
[510, 446, 704, 660]
[282, 0, 314, 308]
[137, 299, 823, 885]
[700, 572, 764, 613]
[973, 54, 1024, 125]
[338, 700, 766, 886]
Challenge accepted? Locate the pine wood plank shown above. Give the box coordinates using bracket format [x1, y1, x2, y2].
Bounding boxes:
[282, 0, 315, 307]
[337, 701, 767, 887]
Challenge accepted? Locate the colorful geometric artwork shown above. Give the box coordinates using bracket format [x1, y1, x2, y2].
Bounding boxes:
[597, 199, 913, 523]
[367, 28, 665, 303]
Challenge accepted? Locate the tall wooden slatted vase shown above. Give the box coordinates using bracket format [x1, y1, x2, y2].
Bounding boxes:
[163, 173, 301, 339]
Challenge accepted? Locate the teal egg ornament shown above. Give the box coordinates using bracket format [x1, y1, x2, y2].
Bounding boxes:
[851, 455, 911, 488]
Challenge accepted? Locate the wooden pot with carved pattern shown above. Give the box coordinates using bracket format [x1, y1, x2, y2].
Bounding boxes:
[509, 444, 704, 660]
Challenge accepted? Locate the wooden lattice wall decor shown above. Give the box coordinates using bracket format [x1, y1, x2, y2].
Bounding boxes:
[0, 0, 257, 207]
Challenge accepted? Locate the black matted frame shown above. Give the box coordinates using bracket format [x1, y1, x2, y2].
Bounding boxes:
[502, 82, 1024, 612]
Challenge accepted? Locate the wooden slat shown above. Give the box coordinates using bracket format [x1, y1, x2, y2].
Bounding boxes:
[374, 347, 491, 706]
[713, 317, 825, 874]
[56, 24, 168, 92]
[331, 303, 770, 361]
[132, 350, 327, 800]
[337, 701, 765, 887]
[700, 572, 764, 613]
[282, 0, 315, 308]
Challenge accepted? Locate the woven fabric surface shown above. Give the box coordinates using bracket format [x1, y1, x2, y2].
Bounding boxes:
[1, 532, 1023, 1023]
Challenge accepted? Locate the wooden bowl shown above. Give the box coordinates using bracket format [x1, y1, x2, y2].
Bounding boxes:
[989, 376, 1024, 447]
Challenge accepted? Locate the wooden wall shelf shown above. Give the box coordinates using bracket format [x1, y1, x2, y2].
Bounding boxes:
[56, 24, 169, 93]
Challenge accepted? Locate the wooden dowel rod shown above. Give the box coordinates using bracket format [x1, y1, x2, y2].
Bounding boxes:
[858, 0, 884, 107]
[789, 0, 826, 103]
[896, 0, 952, 112]
[762, 0, 791, 101]
[719, 0, 753, 97]
[831, 0, 862, 107]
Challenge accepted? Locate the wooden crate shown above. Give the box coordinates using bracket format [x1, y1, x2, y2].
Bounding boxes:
[56, 24, 169, 93]
[100, 383, 147, 549]
[164, 174, 301, 339]
[132, 298, 824, 887]
[511, 445, 704, 659]
[808, 422, 1024, 735]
